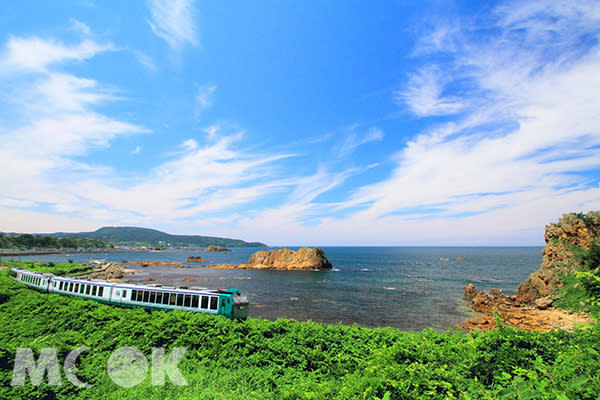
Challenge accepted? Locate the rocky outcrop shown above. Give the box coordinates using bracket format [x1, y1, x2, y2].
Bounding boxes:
[186, 256, 207, 262]
[205, 245, 231, 252]
[75, 262, 135, 280]
[516, 211, 600, 303]
[209, 247, 333, 270]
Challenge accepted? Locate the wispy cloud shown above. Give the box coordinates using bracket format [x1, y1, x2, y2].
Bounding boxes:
[398, 65, 467, 117]
[0, 34, 149, 228]
[337, 126, 384, 157]
[69, 18, 92, 36]
[133, 50, 157, 73]
[146, 0, 197, 50]
[347, 0, 600, 233]
[194, 84, 217, 117]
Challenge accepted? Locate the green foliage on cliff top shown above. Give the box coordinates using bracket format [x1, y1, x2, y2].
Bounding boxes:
[1, 262, 600, 399]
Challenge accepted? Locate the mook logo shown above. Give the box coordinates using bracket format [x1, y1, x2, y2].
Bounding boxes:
[11, 346, 188, 388]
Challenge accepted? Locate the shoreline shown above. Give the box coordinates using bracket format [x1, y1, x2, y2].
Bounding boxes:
[0, 247, 214, 257]
[459, 284, 596, 331]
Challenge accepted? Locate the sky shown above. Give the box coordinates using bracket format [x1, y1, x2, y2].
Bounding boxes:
[0, 0, 599, 246]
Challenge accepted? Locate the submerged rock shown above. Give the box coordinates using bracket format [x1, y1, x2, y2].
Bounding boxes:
[186, 256, 207, 262]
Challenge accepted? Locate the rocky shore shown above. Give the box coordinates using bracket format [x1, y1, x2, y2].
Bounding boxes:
[461, 211, 600, 331]
[458, 284, 595, 331]
[210, 247, 332, 270]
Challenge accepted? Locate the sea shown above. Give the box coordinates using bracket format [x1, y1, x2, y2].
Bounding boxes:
[10, 246, 542, 331]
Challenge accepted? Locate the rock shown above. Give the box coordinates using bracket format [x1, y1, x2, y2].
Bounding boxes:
[517, 211, 600, 303]
[205, 245, 231, 252]
[209, 247, 333, 271]
[487, 288, 503, 296]
[75, 262, 131, 280]
[463, 284, 481, 299]
[535, 297, 553, 310]
[129, 260, 190, 268]
[186, 256, 207, 262]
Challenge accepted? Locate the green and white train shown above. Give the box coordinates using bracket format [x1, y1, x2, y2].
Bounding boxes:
[9, 267, 249, 319]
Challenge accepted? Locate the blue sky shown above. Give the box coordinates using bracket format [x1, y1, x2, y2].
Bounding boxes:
[1, 0, 599, 245]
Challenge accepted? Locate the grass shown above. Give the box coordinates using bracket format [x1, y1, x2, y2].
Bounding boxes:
[1, 262, 600, 399]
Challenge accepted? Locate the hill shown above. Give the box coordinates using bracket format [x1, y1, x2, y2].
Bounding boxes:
[47, 226, 267, 248]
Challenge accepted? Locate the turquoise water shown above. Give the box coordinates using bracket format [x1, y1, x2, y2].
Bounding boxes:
[12, 246, 542, 331]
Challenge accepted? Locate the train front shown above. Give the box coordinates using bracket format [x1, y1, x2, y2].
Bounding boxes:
[230, 289, 249, 319]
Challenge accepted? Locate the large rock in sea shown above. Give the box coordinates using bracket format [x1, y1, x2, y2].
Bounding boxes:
[516, 211, 600, 303]
[210, 247, 333, 270]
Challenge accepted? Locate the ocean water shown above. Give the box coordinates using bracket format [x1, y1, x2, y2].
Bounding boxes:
[12, 246, 542, 331]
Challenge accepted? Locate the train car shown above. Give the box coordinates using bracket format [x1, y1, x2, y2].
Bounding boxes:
[9, 267, 249, 320]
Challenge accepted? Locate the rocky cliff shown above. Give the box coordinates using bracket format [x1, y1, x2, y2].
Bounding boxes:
[210, 247, 333, 270]
[516, 211, 600, 303]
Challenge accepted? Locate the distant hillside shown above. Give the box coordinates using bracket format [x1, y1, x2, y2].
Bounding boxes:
[46, 227, 267, 248]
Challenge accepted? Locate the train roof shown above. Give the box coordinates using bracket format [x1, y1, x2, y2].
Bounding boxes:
[11, 267, 241, 295]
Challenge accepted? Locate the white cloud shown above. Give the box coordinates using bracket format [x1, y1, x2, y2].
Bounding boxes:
[330, 0, 600, 242]
[0, 36, 115, 73]
[194, 84, 217, 117]
[133, 50, 157, 73]
[398, 65, 466, 117]
[131, 145, 141, 154]
[146, 0, 197, 50]
[337, 126, 384, 157]
[0, 34, 149, 229]
[70, 18, 92, 36]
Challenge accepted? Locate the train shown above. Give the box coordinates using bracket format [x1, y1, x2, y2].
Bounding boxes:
[8, 267, 249, 319]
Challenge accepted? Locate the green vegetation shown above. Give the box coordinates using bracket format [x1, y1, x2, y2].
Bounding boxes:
[47, 226, 267, 248]
[1, 262, 600, 399]
[555, 243, 600, 316]
[0, 234, 110, 250]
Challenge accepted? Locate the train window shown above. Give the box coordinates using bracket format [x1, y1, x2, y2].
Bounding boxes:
[155, 292, 163, 304]
[131, 290, 137, 301]
[123, 290, 127, 298]
[184, 294, 191, 307]
[74, 283, 79, 292]
[143, 291, 149, 303]
[85, 285, 91, 295]
[98, 287, 104, 297]
[80, 284, 85, 294]
[201, 296, 209, 309]
[92, 286, 97, 296]
[170, 293, 177, 305]
[149, 291, 156, 303]
[138, 290, 144, 302]
[191, 295, 199, 308]
[221, 299, 226, 307]
[176, 294, 184, 306]
[162, 293, 169, 305]
[59, 281, 63, 290]
[210, 297, 218, 310]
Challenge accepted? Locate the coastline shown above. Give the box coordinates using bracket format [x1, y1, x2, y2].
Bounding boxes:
[0, 247, 206, 257]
